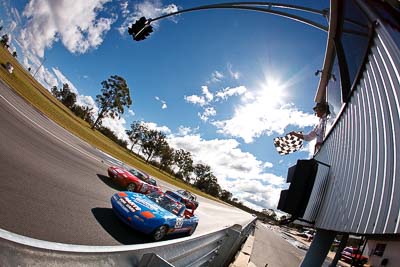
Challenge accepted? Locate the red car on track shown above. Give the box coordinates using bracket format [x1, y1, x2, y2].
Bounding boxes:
[107, 166, 161, 194]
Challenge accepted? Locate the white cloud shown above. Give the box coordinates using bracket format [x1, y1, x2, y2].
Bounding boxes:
[210, 70, 224, 83]
[16, 47, 59, 91]
[52, 67, 98, 112]
[215, 86, 247, 101]
[101, 116, 130, 143]
[186, 84, 251, 124]
[143, 121, 171, 134]
[228, 63, 240, 80]
[199, 107, 216, 122]
[184, 94, 207, 107]
[202, 86, 213, 101]
[184, 85, 216, 107]
[235, 187, 282, 210]
[120, 1, 129, 18]
[300, 138, 317, 157]
[167, 134, 286, 209]
[264, 162, 273, 168]
[52, 68, 78, 94]
[177, 125, 199, 136]
[37, 66, 59, 89]
[117, 0, 179, 35]
[11, 8, 22, 26]
[212, 82, 318, 144]
[155, 96, 167, 109]
[19, 0, 114, 58]
[128, 109, 135, 116]
[8, 20, 18, 33]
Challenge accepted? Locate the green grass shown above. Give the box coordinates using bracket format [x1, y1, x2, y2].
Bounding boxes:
[0, 46, 220, 202]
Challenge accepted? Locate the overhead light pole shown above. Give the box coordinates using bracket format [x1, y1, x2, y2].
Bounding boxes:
[33, 57, 46, 78]
[128, 2, 329, 41]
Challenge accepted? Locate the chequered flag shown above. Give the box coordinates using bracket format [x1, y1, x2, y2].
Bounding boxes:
[274, 132, 303, 155]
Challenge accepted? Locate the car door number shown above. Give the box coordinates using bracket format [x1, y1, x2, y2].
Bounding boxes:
[175, 218, 183, 228]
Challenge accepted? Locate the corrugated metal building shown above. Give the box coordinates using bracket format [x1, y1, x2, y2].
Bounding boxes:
[277, 1, 400, 266]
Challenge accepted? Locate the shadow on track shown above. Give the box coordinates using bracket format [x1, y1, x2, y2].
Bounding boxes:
[91, 207, 151, 245]
[96, 174, 125, 191]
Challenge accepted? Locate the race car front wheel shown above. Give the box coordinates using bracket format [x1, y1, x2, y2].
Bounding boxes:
[152, 225, 168, 241]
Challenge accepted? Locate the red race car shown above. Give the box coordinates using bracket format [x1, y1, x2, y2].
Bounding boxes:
[341, 247, 368, 266]
[107, 166, 161, 194]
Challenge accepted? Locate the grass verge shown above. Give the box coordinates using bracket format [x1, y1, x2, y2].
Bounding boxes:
[0, 46, 220, 202]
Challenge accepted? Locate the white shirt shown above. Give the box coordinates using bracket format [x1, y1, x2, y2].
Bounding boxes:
[303, 114, 327, 143]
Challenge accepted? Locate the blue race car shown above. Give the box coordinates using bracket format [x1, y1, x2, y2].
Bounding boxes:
[111, 191, 199, 241]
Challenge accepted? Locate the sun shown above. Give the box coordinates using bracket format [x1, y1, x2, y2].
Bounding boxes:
[258, 76, 287, 106]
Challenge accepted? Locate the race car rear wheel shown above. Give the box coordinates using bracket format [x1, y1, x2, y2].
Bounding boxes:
[152, 225, 168, 241]
[127, 183, 136, 192]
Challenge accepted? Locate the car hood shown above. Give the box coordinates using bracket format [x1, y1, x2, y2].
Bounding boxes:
[117, 192, 173, 218]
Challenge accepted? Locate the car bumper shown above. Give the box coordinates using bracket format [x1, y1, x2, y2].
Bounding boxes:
[111, 196, 156, 234]
[108, 169, 118, 179]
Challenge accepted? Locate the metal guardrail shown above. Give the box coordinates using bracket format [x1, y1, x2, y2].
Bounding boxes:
[0, 218, 256, 267]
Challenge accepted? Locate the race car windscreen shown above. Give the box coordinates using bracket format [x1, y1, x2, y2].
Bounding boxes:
[128, 169, 147, 181]
[147, 192, 184, 216]
[147, 177, 157, 186]
[165, 191, 182, 202]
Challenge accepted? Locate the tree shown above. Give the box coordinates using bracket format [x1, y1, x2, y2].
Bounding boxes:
[60, 83, 76, 109]
[91, 75, 131, 129]
[173, 149, 193, 181]
[72, 105, 94, 124]
[220, 190, 233, 202]
[141, 129, 168, 163]
[193, 163, 221, 197]
[51, 85, 61, 99]
[97, 126, 128, 148]
[159, 144, 175, 171]
[126, 121, 147, 152]
[1, 34, 9, 48]
[51, 83, 76, 109]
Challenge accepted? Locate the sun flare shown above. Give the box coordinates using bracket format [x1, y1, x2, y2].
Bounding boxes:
[258, 76, 287, 106]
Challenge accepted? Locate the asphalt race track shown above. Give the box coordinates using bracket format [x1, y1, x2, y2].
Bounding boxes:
[0, 80, 253, 245]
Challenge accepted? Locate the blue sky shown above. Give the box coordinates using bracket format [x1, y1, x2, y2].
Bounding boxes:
[0, 0, 330, 211]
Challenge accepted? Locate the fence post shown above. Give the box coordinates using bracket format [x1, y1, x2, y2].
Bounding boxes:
[209, 224, 243, 267]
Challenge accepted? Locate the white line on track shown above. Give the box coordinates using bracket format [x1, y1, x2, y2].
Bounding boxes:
[0, 93, 102, 164]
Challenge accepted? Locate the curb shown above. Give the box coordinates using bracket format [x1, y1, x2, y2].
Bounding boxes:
[230, 234, 255, 267]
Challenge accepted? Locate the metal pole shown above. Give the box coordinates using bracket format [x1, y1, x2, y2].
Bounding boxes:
[299, 229, 337, 267]
[329, 234, 349, 267]
[33, 57, 46, 78]
[148, 2, 328, 32]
